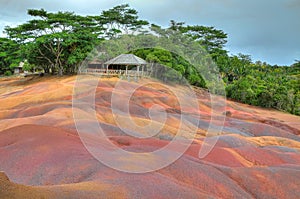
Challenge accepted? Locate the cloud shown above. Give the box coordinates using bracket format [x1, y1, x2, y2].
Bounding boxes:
[0, 0, 299, 65]
[285, 0, 300, 8]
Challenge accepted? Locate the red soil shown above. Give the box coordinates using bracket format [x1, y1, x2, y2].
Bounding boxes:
[0, 75, 299, 198]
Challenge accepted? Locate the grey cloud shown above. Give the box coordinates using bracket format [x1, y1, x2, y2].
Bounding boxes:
[285, 0, 300, 8]
[0, 0, 299, 65]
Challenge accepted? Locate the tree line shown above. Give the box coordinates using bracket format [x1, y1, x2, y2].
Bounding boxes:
[0, 4, 299, 115]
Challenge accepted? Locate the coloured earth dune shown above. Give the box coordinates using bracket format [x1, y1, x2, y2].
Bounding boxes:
[0, 75, 300, 198]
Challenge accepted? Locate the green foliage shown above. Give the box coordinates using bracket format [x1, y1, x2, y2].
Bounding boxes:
[22, 60, 35, 72]
[132, 48, 206, 87]
[4, 5, 149, 75]
[181, 25, 228, 56]
[167, 20, 228, 59]
[0, 38, 22, 75]
[1, 4, 299, 115]
[5, 9, 103, 75]
[225, 59, 300, 115]
[96, 4, 149, 38]
[4, 71, 12, 76]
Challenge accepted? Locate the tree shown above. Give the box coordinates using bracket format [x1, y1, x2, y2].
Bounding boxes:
[22, 60, 35, 72]
[97, 4, 149, 38]
[179, 24, 228, 58]
[0, 38, 22, 75]
[132, 47, 206, 87]
[1, 5, 299, 116]
[5, 9, 102, 75]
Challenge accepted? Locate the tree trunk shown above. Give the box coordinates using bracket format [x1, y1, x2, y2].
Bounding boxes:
[58, 67, 63, 76]
[44, 68, 48, 74]
[51, 65, 55, 75]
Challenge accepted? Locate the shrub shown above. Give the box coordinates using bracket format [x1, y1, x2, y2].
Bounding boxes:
[4, 71, 12, 76]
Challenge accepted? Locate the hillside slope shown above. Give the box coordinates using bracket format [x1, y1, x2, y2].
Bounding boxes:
[0, 76, 299, 198]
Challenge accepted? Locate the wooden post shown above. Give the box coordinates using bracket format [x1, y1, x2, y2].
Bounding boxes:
[151, 63, 153, 77]
[137, 65, 140, 78]
[126, 65, 128, 75]
[106, 64, 108, 75]
[141, 65, 144, 77]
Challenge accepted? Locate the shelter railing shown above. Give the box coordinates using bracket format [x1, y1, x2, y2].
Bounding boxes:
[83, 68, 147, 77]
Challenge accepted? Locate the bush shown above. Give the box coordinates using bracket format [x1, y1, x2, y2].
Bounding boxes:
[4, 71, 12, 76]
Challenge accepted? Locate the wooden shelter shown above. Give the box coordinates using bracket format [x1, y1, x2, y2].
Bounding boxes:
[86, 54, 148, 78]
[14, 61, 24, 74]
[105, 54, 147, 76]
[88, 61, 104, 69]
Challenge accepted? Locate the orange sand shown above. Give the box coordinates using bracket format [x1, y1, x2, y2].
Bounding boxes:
[0, 75, 299, 198]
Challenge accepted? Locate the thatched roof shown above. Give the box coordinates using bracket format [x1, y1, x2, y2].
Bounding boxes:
[89, 60, 103, 64]
[105, 54, 147, 65]
[17, 61, 24, 68]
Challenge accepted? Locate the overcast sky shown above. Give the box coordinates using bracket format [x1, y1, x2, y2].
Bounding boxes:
[0, 0, 299, 65]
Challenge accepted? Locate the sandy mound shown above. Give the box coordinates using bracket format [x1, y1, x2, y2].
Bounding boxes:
[0, 171, 127, 199]
[0, 76, 299, 198]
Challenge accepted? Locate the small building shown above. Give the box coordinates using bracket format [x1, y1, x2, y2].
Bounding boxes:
[88, 61, 104, 69]
[14, 62, 24, 74]
[86, 54, 148, 77]
[105, 54, 147, 77]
